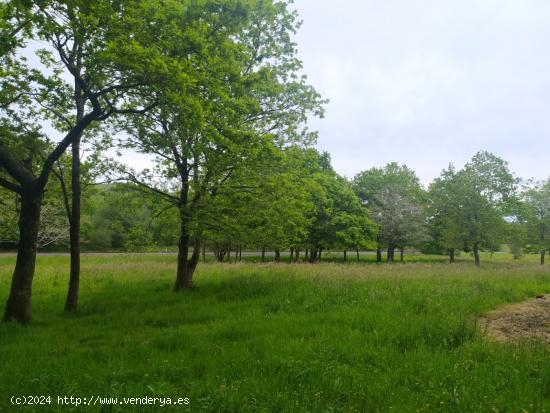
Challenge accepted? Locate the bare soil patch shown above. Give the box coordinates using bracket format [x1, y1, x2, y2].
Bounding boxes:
[479, 295, 550, 344]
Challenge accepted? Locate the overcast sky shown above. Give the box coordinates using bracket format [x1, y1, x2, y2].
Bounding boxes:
[291, 0, 550, 184]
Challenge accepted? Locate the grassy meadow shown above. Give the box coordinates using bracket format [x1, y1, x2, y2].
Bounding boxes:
[1, 253, 550, 412]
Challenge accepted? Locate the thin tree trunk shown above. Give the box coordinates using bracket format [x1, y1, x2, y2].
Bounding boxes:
[275, 248, 280, 262]
[387, 246, 394, 263]
[3, 193, 42, 323]
[188, 238, 201, 277]
[356, 249, 360, 261]
[318, 247, 323, 261]
[214, 249, 226, 263]
[64, 47, 85, 313]
[261, 247, 266, 262]
[305, 249, 309, 262]
[309, 247, 316, 263]
[1, 76, 99, 322]
[343, 249, 347, 262]
[174, 230, 191, 290]
[64, 135, 81, 312]
[376, 247, 382, 263]
[400, 248, 404, 262]
[290, 247, 294, 263]
[174, 172, 192, 290]
[541, 250, 546, 265]
[295, 249, 300, 263]
[473, 243, 480, 267]
[449, 248, 455, 264]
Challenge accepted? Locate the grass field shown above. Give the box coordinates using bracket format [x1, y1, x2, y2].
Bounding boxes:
[1, 253, 550, 412]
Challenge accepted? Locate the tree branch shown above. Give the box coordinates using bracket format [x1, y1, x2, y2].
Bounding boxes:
[126, 174, 180, 204]
[0, 177, 22, 194]
[37, 109, 100, 189]
[0, 143, 35, 186]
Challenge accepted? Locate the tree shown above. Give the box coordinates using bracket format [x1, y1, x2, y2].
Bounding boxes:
[120, 0, 324, 289]
[353, 163, 425, 262]
[428, 165, 465, 263]
[521, 180, 550, 264]
[373, 187, 427, 262]
[505, 219, 527, 260]
[234, 148, 315, 262]
[296, 150, 376, 262]
[0, 0, 178, 323]
[51, 148, 104, 310]
[330, 187, 377, 262]
[429, 152, 516, 266]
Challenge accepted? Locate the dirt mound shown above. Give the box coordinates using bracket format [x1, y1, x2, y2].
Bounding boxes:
[478, 295, 550, 344]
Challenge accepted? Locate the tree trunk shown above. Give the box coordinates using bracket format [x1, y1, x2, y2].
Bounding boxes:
[356, 249, 360, 261]
[541, 250, 546, 265]
[261, 247, 266, 262]
[239, 245, 242, 262]
[3, 193, 42, 323]
[305, 249, 309, 262]
[214, 249, 226, 263]
[290, 247, 294, 263]
[295, 249, 300, 263]
[65, 49, 85, 313]
[473, 243, 480, 267]
[202, 241, 206, 263]
[376, 247, 382, 263]
[1, 65, 99, 322]
[343, 249, 347, 262]
[449, 248, 455, 264]
[386, 246, 394, 263]
[174, 230, 191, 290]
[64, 135, 81, 312]
[174, 170, 194, 291]
[188, 238, 201, 277]
[400, 248, 404, 262]
[275, 248, 281, 262]
[309, 247, 316, 263]
[318, 247, 323, 261]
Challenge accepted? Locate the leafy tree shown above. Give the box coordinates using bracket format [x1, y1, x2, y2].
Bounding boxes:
[429, 152, 516, 266]
[458, 151, 516, 266]
[120, 1, 324, 289]
[237, 148, 315, 262]
[373, 188, 427, 262]
[428, 165, 465, 262]
[353, 163, 425, 262]
[298, 150, 376, 262]
[0, 0, 183, 322]
[505, 220, 528, 260]
[521, 180, 550, 264]
[329, 183, 376, 262]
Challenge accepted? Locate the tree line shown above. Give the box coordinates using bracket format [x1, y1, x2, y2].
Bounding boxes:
[1, 1, 548, 324]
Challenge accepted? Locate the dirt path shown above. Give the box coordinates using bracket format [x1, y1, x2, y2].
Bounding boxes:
[479, 294, 550, 344]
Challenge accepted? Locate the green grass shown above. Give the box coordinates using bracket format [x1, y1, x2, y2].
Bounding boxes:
[1, 254, 550, 412]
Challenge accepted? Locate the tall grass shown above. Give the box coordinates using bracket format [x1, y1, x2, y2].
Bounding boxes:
[0, 254, 549, 412]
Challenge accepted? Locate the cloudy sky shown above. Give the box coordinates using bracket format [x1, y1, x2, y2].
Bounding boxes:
[291, 0, 550, 184]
